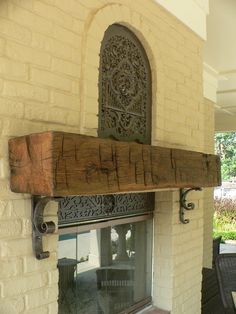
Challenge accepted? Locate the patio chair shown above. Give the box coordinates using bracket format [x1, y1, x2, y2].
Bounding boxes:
[213, 236, 222, 267]
[215, 254, 236, 313]
[201, 267, 225, 314]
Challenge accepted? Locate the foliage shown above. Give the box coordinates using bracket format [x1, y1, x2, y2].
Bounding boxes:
[214, 132, 236, 240]
[213, 231, 236, 242]
[213, 197, 236, 241]
[215, 132, 236, 180]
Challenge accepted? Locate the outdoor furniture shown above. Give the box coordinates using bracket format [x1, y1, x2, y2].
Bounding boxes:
[201, 267, 225, 314]
[58, 258, 78, 313]
[215, 254, 236, 313]
[58, 257, 77, 291]
[213, 236, 222, 267]
[96, 268, 134, 313]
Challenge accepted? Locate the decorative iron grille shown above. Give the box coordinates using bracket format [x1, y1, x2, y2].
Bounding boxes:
[58, 193, 154, 226]
[98, 24, 152, 144]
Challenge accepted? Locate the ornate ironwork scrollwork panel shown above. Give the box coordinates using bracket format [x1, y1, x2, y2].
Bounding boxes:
[98, 24, 152, 144]
[58, 193, 155, 226]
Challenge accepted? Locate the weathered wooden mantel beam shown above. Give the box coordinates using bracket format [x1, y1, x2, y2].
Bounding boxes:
[8, 131, 221, 196]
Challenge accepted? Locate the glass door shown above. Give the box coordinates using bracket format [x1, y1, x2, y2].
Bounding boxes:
[58, 218, 153, 314]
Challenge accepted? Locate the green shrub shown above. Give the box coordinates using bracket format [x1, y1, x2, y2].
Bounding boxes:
[213, 231, 236, 242]
[213, 197, 236, 231]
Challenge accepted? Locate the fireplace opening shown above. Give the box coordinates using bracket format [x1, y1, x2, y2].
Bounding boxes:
[57, 193, 154, 313]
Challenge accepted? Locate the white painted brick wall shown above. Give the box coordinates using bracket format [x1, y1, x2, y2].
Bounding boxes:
[0, 1, 214, 313]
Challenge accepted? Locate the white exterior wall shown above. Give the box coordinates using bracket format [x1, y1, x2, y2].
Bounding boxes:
[0, 1, 214, 314]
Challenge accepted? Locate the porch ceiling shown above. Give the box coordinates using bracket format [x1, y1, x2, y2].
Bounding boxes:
[204, 0, 236, 132]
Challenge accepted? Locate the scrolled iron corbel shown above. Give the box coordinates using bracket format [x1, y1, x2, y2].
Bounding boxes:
[32, 196, 62, 260]
[179, 188, 202, 224]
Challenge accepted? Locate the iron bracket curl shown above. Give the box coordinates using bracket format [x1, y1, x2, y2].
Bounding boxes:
[179, 188, 202, 224]
[32, 196, 62, 260]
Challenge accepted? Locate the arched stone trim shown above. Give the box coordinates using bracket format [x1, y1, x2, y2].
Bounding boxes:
[79, 3, 164, 142]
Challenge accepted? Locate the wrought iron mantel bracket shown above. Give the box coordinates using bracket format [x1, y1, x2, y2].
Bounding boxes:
[32, 196, 62, 260]
[179, 188, 202, 224]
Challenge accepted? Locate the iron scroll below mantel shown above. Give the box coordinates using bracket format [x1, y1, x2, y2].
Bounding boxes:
[179, 188, 202, 224]
[32, 196, 63, 260]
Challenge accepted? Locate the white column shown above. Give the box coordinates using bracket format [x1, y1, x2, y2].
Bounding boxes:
[88, 229, 101, 267]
